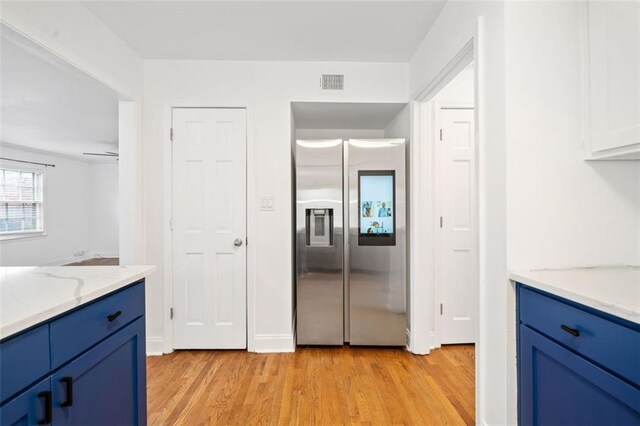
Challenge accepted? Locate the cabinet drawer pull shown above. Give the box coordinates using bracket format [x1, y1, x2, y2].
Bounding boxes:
[38, 391, 52, 424]
[561, 324, 580, 337]
[107, 310, 122, 322]
[60, 376, 74, 407]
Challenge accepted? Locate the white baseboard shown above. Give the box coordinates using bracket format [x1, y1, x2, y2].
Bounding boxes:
[146, 337, 164, 356]
[252, 333, 295, 353]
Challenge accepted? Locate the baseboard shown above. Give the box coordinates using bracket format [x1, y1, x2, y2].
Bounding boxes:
[146, 337, 164, 356]
[252, 333, 295, 353]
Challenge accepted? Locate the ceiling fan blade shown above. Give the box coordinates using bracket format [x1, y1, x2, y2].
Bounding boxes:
[82, 152, 119, 157]
[105, 151, 119, 156]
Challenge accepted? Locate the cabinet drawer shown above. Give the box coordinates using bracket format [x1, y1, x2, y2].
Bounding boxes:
[50, 282, 144, 368]
[519, 285, 640, 387]
[0, 325, 50, 403]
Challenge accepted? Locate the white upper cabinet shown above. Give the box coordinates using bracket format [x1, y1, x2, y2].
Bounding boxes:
[583, 1, 640, 160]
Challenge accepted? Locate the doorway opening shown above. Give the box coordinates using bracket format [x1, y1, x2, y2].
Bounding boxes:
[433, 63, 477, 347]
[411, 36, 480, 422]
[0, 24, 139, 267]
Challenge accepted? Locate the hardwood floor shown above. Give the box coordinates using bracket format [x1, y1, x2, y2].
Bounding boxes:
[65, 257, 119, 266]
[147, 345, 475, 425]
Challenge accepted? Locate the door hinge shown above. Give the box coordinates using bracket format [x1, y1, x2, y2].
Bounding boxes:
[170, 128, 174, 141]
[439, 128, 443, 141]
[440, 216, 443, 228]
[440, 304, 443, 315]
[170, 307, 174, 320]
[245, 238, 248, 246]
[170, 218, 175, 231]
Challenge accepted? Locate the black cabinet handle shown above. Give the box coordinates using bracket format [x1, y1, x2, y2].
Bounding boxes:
[38, 391, 52, 424]
[107, 310, 122, 322]
[561, 324, 580, 337]
[60, 376, 73, 407]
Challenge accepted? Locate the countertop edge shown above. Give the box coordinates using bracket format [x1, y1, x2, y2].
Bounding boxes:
[1, 266, 156, 340]
[509, 270, 640, 326]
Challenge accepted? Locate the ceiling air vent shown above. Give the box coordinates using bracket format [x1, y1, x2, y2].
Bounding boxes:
[320, 74, 345, 93]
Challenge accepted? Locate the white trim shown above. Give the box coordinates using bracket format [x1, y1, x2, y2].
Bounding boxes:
[412, 40, 475, 102]
[252, 334, 295, 353]
[162, 99, 254, 354]
[146, 337, 164, 356]
[409, 16, 484, 424]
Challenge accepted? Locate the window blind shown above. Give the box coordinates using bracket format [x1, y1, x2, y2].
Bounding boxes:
[0, 168, 44, 234]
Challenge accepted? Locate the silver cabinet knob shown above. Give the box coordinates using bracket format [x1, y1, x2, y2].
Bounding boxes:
[234, 238, 243, 247]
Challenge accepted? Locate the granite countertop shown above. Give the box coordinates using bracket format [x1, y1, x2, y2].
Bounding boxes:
[510, 266, 640, 325]
[0, 265, 156, 340]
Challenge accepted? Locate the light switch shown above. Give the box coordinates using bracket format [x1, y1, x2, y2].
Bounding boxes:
[260, 196, 275, 211]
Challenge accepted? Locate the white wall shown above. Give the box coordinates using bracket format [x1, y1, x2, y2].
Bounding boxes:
[143, 60, 409, 352]
[505, 1, 640, 270]
[433, 66, 474, 105]
[296, 129, 384, 140]
[0, 145, 118, 266]
[384, 105, 410, 140]
[89, 163, 119, 256]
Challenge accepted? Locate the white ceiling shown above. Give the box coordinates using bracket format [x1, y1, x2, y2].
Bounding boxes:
[0, 25, 120, 160]
[82, 1, 446, 62]
[292, 102, 407, 129]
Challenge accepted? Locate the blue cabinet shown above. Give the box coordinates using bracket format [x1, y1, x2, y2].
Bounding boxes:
[517, 284, 640, 425]
[0, 281, 146, 426]
[1, 379, 51, 426]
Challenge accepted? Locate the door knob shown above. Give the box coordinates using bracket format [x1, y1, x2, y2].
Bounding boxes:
[234, 238, 243, 247]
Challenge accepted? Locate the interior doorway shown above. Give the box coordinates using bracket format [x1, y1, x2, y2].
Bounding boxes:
[171, 107, 247, 349]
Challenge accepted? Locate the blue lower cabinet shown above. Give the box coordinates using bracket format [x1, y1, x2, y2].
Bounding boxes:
[1, 379, 52, 426]
[52, 318, 147, 426]
[518, 284, 640, 426]
[520, 325, 640, 426]
[0, 281, 147, 426]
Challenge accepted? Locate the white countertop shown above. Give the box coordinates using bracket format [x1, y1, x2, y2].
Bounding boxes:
[510, 266, 640, 325]
[0, 265, 156, 340]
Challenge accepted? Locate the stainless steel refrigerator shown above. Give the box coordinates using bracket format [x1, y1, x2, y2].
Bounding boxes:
[296, 138, 406, 346]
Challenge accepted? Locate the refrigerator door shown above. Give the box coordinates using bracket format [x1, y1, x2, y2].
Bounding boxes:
[296, 139, 344, 345]
[347, 139, 407, 346]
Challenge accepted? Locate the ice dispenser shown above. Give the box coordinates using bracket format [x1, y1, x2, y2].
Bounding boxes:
[306, 208, 333, 246]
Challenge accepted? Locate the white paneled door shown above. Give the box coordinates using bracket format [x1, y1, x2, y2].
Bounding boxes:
[437, 107, 477, 345]
[172, 108, 247, 349]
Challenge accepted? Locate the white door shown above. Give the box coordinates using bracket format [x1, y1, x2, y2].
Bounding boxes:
[172, 108, 247, 349]
[437, 107, 477, 345]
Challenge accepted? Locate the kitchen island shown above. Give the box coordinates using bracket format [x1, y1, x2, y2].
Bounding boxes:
[511, 266, 640, 425]
[0, 265, 155, 426]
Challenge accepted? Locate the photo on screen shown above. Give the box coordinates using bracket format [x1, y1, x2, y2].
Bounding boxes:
[358, 170, 396, 246]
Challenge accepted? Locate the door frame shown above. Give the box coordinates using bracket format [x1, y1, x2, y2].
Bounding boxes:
[433, 102, 476, 349]
[161, 99, 254, 354]
[408, 16, 484, 424]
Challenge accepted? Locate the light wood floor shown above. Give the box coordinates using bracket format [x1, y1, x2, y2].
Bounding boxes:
[65, 257, 119, 266]
[147, 345, 475, 425]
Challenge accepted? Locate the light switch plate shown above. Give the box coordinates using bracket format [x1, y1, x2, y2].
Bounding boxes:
[260, 196, 275, 211]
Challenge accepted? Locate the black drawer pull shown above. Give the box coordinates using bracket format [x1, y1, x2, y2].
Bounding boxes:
[38, 391, 52, 424]
[107, 310, 122, 322]
[60, 376, 73, 407]
[561, 324, 580, 337]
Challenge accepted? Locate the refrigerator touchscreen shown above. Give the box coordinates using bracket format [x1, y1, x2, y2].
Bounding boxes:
[358, 170, 396, 246]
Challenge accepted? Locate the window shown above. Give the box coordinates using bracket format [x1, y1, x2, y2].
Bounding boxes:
[0, 168, 44, 235]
